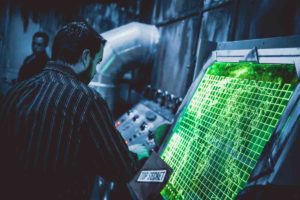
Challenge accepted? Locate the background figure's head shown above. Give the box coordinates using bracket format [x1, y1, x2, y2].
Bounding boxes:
[52, 21, 106, 84]
[32, 32, 49, 55]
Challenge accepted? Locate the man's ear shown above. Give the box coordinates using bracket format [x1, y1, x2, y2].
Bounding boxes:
[81, 49, 91, 68]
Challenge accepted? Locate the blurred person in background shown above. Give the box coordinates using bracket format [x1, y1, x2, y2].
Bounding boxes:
[18, 31, 50, 82]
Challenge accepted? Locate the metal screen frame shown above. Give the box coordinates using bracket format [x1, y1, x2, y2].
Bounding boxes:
[158, 47, 300, 199]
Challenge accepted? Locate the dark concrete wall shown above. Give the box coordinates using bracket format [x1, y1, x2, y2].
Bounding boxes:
[150, 0, 202, 97]
[149, 0, 300, 98]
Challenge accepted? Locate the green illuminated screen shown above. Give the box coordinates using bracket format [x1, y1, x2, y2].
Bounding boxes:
[161, 62, 297, 200]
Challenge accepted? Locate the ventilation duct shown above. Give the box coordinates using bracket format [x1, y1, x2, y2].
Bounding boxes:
[89, 22, 160, 112]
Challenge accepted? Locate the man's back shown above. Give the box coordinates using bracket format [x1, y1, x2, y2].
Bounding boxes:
[0, 61, 137, 199]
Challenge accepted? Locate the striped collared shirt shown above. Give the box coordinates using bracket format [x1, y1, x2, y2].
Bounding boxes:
[0, 61, 137, 199]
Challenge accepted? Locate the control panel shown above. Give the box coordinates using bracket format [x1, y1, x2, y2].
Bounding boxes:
[116, 86, 182, 150]
[115, 100, 172, 150]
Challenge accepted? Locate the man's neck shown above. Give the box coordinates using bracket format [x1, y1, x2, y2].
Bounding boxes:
[54, 60, 85, 74]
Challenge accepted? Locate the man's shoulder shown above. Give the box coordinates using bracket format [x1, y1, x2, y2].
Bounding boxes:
[70, 80, 104, 101]
[39, 69, 103, 102]
[68, 82, 108, 115]
[23, 54, 35, 64]
[40, 52, 50, 61]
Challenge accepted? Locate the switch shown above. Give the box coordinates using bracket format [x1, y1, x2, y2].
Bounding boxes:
[132, 115, 139, 121]
[140, 122, 147, 131]
[148, 130, 155, 140]
[167, 94, 175, 109]
[173, 97, 183, 113]
[161, 91, 169, 107]
[154, 89, 163, 104]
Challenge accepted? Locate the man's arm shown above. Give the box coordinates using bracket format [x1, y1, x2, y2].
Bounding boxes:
[83, 95, 138, 183]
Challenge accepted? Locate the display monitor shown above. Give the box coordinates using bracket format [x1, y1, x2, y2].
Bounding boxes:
[160, 62, 298, 200]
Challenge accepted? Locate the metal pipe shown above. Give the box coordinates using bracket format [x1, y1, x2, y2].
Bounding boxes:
[89, 22, 160, 112]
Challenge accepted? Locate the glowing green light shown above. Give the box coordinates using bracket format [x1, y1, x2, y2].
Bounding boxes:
[161, 62, 297, 200]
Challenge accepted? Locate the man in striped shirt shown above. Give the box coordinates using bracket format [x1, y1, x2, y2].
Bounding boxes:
[0, 22, 143, 199]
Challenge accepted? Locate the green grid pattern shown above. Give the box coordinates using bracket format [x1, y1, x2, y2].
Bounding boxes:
[161, 62, 297, 200]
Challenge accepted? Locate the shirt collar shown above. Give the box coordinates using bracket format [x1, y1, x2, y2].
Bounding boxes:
[43, 61, 79, 80]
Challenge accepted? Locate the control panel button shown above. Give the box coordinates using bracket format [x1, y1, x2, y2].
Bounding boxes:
[117, 99, 175, 151]
[127, 110, 133, 115]
[115, 121, 122, 127]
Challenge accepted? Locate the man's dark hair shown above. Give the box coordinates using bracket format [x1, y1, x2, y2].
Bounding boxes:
[33, 32, 49, 46]
[52, 22, 106, 64]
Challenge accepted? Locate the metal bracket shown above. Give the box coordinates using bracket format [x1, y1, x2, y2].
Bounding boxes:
[241, 47, 259, 62]
[293, 58, 300, 81]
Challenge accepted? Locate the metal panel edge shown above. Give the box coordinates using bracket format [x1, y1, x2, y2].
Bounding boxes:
[158, 52, 217, 155]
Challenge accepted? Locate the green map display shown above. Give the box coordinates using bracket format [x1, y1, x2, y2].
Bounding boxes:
[161, 62, 297, 200]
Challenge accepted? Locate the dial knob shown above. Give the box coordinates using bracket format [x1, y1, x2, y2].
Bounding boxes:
[145, 111, 157, 122]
